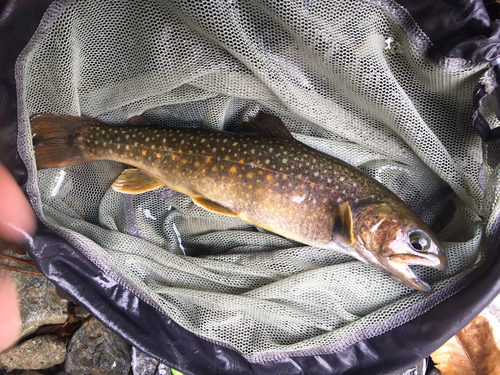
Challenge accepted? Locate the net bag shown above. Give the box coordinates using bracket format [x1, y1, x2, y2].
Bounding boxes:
[4, 0, 500, 373]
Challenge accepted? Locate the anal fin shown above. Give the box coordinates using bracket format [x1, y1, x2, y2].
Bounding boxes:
[112, 168, 164, 194]
[192, 195, 238, 217]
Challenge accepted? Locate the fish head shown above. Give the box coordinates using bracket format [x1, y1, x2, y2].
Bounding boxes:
[350, 202, 447, 291]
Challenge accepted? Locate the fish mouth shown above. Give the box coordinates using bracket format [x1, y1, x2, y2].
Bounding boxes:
[383, 253, 447, 292]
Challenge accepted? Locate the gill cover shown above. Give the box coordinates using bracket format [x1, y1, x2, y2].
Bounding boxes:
[352, 203, 447, 292]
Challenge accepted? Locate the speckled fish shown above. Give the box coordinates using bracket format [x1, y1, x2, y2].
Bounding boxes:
[30, 113, 447, 291]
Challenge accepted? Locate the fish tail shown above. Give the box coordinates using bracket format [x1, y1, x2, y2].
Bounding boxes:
[30, 114, 92, 168]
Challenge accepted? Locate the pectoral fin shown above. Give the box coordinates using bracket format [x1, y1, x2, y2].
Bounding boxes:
[192, 195, 238, 217]
[337, 202, 354, 245]
[112, 168, 164, 194]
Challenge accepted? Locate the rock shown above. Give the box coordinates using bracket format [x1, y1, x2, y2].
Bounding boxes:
[17, 272, 69, 338]
[19, 371, 45, 375]
[55, 286, 91, 318]
[0, 250, 69, 338]
[0, 238, 27, 255]
[131, 347, 172, 375]
[74, 304, 91, 319]
[0, 334, 66, 370]
[64, 317, 131, 375]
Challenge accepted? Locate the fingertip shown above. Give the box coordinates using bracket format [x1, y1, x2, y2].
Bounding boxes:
[0, 273, 21, 353]
[0, 163, 36, 243]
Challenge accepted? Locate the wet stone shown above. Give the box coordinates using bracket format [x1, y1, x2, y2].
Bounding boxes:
[54, 287, 90, 318]
[0, 334, 66, 370]
[131, 347, 172, 375]
[74, 304, 91, 319]
[2, 252, 69, 338]
[64, 317, 131, 375]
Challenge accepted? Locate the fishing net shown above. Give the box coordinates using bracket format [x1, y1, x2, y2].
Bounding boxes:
[15, 0, 495, 360]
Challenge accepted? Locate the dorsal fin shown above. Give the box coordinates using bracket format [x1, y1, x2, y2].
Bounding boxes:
[126, 115, 153, 126]
[242, 113, 294, 139]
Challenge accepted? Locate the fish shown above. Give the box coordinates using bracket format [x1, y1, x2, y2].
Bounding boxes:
[30, 112, 447, 291]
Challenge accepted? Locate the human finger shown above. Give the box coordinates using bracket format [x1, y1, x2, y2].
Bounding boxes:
[0, 273, 21, 353]
[0, 163, 36, 243]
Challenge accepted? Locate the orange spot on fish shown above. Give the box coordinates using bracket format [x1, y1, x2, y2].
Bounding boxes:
[172, 155, 177, 160]
[257, 188, 262, 194]
[268, 189, 272, 193]
[212, 166, 217, 172]
[125, 145, 130, 150]
[225, 156, 230, 161]
[142, 150, 147, 156]
[239, 159, 244, 163]
[248, 185, 252, 189]
[282, 175, 287, 180]
[258, 171, 263, 175]
[310, 183, 315, 188]
[266, 175, 272, 180]
[194, 162, 200, 167]
[206, 156, 212, 162]
[169, 147, 173, 151]
[178, 150, 183, 154]
[323, 198, 328, 203]
[182, 159, 188, 164]
[221, 176, 225, 180]
[275, 194, 281, 199]
[188, 150, 193, 154]
[247, 173, 253, 179]
[156, 153, 161, 158]
[230, 166, 237, 173]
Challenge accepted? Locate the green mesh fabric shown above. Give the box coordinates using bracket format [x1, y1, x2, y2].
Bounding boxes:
[16, 0, 494, 360]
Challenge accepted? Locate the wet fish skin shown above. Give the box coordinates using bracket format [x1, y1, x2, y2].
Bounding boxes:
[349, 202, 445, 291]
[30, 113, 447, 291]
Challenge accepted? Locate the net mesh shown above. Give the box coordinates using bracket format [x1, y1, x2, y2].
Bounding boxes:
[16, 0, 496, 360]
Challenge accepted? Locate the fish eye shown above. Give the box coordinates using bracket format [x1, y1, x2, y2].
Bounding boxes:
[408, 230, 431, 252]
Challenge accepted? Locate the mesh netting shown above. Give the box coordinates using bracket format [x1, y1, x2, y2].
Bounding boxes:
[15, 0, 495, 360]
